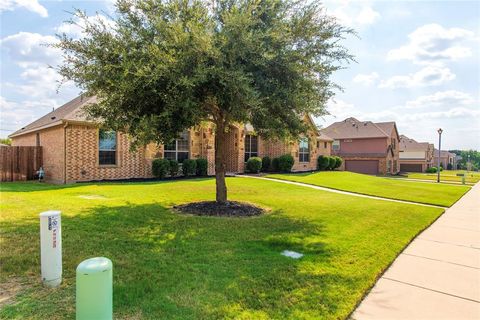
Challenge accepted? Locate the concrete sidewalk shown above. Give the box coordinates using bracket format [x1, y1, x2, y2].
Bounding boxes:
[352, 183, 480, 320]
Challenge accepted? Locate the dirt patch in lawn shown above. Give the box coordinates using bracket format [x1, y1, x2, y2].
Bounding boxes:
[174, 201, 264, 217]
[0, 277, 25, 308]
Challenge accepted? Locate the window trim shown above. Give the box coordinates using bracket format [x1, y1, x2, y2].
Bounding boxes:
[299, 137, 310, 163]
[98, 129, 118, 167]
[332, 140, 340, 151]
[244, 134, 258, 162]
[163, 131, 190, 162]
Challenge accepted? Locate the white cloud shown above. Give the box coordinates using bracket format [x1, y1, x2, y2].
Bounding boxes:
[0, 0, 48, 17]
[379, 66, 455, 89]
[56, 14, 115, 38]
[387, 24, 475, 64]
[356, 6, 380, 25]
[325, 98, 355, 119]
[403, 90, 475, 109]
[353, 72, 379, 86]
[326, 1, 380, 28]
[1, 32, 61, 68]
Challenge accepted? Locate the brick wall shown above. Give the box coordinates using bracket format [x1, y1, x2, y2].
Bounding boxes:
[12, 126, 65, 183]
[65, 124, 146, 182]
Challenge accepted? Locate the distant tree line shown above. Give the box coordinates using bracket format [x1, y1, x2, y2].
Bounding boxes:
[449, 150, 480, 171]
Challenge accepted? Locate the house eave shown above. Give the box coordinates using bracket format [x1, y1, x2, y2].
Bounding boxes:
[9, 120, 65, 138]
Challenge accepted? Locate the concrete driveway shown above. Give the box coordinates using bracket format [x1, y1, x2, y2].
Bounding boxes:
[352, 182, 480, 319]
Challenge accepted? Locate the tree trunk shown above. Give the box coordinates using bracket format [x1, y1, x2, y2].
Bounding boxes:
[214, 122, 228, 203]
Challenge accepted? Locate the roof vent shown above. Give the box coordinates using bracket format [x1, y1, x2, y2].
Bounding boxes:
[364, 122, 367, 126]
[51, 116, 56, 120]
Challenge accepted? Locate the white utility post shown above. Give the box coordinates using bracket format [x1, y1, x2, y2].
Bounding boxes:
[39, 210, 62, 287]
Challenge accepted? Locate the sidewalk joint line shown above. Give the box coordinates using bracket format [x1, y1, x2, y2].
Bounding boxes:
[400, 253, 480, 270]
[382, 277, 480, 304]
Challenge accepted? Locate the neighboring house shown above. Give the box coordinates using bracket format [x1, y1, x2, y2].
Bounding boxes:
[320, 117, 400, 175]
[398, 135, 434, 172]
[10, 95, 330, 183]
[433, 149, 456, 169]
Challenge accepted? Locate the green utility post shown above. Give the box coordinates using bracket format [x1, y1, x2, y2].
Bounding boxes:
[76, 257, 112, 320]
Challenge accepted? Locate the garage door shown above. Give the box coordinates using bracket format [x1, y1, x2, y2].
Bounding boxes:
[345, 160, 378, 175]
[400, 163, 423, 172]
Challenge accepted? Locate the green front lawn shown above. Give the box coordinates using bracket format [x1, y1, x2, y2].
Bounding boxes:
[267, 171, 470, 207]
[1, 178, 443, 319]
[406, 170, 480, 184]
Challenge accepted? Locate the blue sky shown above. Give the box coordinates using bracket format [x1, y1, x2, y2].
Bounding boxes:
[1, 0, 479, 149]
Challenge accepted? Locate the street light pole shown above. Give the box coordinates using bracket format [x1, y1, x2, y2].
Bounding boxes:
[437, 128, 443, 183]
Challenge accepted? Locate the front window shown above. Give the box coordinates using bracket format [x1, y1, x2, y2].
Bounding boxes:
[332, 140, 340, 151]
[164, 131, 189, 162]
[99, 130, 117, 165]
[299, 137, 310, 162]
[244, 134, 258, 162]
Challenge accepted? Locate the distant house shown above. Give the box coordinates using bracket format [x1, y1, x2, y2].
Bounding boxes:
[10, 95, 331, 183]
[320, 117, 400, 175]
[433, 149, 456, 169]
[398, 135, 434, 172]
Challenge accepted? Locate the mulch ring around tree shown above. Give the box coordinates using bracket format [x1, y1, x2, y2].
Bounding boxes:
[174, 201, 265, 217]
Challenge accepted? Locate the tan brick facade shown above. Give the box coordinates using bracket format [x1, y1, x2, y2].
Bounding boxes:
[12, 119, 328, 183]
[65, 124, 147, 183]
[12, 126, 65, 183]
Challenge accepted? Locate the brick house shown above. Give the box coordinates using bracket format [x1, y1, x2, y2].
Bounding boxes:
[433, 149, 456, 169]
[10, 96, 330, 183]
[320, 117, 400, 175]
[398, 135, 434, 172]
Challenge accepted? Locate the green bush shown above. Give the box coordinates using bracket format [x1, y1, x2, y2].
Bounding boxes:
[261, 156, 271, 172]
[169, 160, 179, 177]
[152, 158, 170, 178]
[328, 156, 337, 170]
[334, 156, 343, 169]
[278, 154, 294, 172]
[317, 155, 330, 171]
[196, 158, 208, 176]
[271, 157, 280, 172]
[426, 167, 437, 173]
[182, 159, 197, 176]
[246, 157, 262, 173]
[447, 163, 453, 170]
[439, 166, 443, 171]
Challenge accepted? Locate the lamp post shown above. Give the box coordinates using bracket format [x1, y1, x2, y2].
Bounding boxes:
[437, 128, 443, 183]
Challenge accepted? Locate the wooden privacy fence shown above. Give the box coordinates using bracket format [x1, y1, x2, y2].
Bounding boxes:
[0, 146, 43, 182]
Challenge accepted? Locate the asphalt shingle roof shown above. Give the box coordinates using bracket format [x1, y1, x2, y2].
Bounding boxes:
[320, 117, 395, 139]
[10, 96, 97, 137]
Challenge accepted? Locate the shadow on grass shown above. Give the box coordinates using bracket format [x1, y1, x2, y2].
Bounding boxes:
[1, 202, 358, 319]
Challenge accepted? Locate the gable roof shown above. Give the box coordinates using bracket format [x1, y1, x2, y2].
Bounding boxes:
[399, 135, 431, 152]
[433, 149, 455, 158]
[320, 117, 396, 140]
[10, 96, 97, 137]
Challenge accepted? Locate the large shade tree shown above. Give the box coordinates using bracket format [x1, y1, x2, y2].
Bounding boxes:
[55, 0, 354, 203]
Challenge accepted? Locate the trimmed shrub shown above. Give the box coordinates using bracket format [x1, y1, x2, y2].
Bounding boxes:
[261, 156, 271, 172]
[196, 158, 208, 176]
[439, 166, 443, 171]
[317, 155, 330, 171]
[328, 156, 337, 170]
[182, 159, 197, 176]
[246, 157, 262, 173]
[152, 158, 170, 179]
[278, 154, 294, 172]
[426, 167, 437, 173]
[447, 163, 453, 170]
[271, 157, 280, 172]
[169, 160, 179, 177]
[334, 156, 343, 169]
